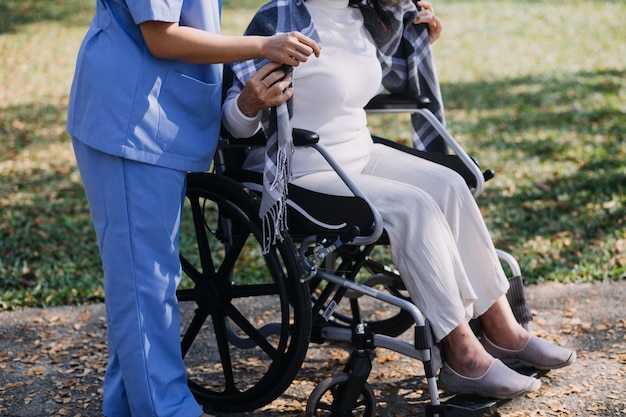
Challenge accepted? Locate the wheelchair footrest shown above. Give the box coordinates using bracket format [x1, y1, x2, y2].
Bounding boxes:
[426, 394, 511, 417]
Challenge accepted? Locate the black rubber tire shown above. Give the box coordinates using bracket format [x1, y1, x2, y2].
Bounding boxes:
[177, 172, 311, 413]
[305, 373, 377, 417]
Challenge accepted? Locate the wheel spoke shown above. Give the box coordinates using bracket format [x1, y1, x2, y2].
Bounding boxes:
[211, 313, 238, 394]
[180, 308, 210, 357]
[176, 288, 195, 302]
[223, 303, 280, 359]
[216, 216, 252, 279]
[180, 255, 203, 285]
[188, 195, 217, 281]
[224, 283, 280, 298]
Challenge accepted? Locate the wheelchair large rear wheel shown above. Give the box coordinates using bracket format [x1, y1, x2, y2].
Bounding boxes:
[177, 172, 311, 413]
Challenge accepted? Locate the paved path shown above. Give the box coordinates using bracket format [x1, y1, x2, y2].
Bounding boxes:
[1, 280, 624, 416]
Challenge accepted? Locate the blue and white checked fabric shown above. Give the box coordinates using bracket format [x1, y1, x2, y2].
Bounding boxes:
[230, 0, 446, 251]
[231, 0, 320, 251]
[362, 1, 446, 152]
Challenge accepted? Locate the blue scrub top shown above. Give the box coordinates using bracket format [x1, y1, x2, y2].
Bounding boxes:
[67, 0, 223, 172]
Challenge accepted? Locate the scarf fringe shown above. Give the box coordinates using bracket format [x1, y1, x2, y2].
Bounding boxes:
[260, 145, 291, 254]
[261, 195, 289, 254]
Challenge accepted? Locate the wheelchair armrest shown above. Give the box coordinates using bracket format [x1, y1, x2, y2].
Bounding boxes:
[223, 128, 319, 147]
[365, 93, 431, 113]
[372, 136, 495, 188]
[309, 142, 384, 245]
[215, 127, 320, 178]
[293, 128, 320, 146]
[364, 94, 488, 197]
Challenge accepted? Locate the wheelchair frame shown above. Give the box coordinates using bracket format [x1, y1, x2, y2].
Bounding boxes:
[176, 94, 536, 416]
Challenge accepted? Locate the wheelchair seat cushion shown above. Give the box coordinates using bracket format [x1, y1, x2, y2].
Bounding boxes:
[224, 169, 377, 239]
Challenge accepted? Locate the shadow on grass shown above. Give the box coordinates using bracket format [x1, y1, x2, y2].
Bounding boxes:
[1, 67, 624, 308]
[440, 68, 625, 280]
[0, 0, 94, 33]
[486, 172, 626, 281]
[442, 68, 625, 156]
[0, 153, 103, 307]
[0, 99, 102, 306]
[0, 101, 67, 159]
[486, 157, 626, 242]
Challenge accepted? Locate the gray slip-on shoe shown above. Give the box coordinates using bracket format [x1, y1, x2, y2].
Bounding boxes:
[438, 359, 542, 399]
[481, 333, 576, 370]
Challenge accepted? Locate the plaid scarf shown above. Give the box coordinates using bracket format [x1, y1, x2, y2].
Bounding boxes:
[230, 0, 446, 251]
[231, 0, 320, 252]
[361, 1, 446, 152]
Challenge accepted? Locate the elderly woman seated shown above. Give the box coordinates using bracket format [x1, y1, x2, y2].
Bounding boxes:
[222, 0, 575, 399]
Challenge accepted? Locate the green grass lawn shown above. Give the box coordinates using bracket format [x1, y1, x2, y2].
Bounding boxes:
[1, 0, 624, 310]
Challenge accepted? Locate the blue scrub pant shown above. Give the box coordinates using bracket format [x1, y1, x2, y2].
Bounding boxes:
[73, 138, 203, 417]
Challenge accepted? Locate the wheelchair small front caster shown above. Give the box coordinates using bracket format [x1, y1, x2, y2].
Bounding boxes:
[305, 373, 377, 417]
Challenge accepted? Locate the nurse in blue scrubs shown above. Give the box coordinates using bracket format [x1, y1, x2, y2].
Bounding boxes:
[66, 1, 320, 416]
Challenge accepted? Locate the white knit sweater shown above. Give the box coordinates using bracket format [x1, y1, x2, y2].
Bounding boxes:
[222, 0, 383, 177]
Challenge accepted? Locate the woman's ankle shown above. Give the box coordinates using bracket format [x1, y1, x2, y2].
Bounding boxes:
[480, 296, 530, 350]
[445, 348, 494, 378]
[443, 322, 494, 378]
[481, 327, 529, 351]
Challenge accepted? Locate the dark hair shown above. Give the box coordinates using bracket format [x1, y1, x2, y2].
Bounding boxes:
[303, 0, 394, 29]
[348, 0, 394, 29]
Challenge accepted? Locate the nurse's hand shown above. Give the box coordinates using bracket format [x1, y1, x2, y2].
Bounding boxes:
[237, 62, 293, 117]
[414, 1, 442, 43]
[263, 32, 321, 67]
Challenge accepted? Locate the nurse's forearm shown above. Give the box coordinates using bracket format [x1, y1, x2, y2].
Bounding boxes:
[140, 21, 320, 66]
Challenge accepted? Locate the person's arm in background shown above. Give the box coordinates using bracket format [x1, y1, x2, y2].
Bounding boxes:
[414, 1, 442, 43]
[140, 21, 321, 65]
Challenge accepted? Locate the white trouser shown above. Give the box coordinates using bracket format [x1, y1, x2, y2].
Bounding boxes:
[292, 143, 509, 341]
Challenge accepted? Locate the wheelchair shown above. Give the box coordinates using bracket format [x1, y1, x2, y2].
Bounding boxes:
[176, 93, 537, 416]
